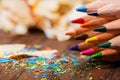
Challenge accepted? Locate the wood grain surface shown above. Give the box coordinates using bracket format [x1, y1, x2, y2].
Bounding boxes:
[0, 30, 120, 80]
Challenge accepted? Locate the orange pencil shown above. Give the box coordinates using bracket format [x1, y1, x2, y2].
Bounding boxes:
[80, 17, 114, 28]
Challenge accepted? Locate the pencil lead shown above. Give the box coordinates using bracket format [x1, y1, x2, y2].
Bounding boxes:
[90, 52, 102, 58]
[81, 22, 91, 28]
[69, 45, 79, 51]
[71, 18, 85, 24]
[80, 48, 94, 55]
[94, 26, 107, 32]
[88, 10, 99, 16]
[75, 34, 88, 40]
[98, 42, 111, 48]
[76, 6, 87, 12]
[85, 37, 98, 43]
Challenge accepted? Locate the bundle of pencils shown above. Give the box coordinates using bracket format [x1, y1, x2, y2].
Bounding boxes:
[65, 0, 120, 62]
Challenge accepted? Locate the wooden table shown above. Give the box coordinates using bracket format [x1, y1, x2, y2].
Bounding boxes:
[0, 30, 120, 80]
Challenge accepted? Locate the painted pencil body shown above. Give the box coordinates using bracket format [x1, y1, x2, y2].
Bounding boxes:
[86, 30, 120, 43]
[90, 48, 120, 62]
[94, 19, 120, 32]
[98, 35, 120, 48]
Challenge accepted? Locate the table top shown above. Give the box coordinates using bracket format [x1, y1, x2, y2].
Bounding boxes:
[0, 30, 120, 80]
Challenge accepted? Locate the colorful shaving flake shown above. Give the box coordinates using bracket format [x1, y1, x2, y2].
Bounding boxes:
[0, 44, 102, 80]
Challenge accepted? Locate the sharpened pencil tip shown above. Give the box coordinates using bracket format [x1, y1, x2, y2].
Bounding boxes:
[71, 18, 85, 24]
[75, 34, 88, 40]
[94, 26, 107, 32]
[76, 6, 87, 12]
[81, 22, 91, 28]
[90, 52, 102, 58]
[88, 10, 99, 16]
[69, 45, 79, 51]
[85, 37, 98, 43]
[98, 42, 111, 48]
[80, 48, 94, 55]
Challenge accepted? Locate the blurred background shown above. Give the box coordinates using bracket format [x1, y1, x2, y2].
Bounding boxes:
[0, 0, 94, 41]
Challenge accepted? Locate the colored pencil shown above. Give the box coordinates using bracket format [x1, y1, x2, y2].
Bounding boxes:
[88, 4, 120, 19]
[76, 0, 117, 12]
[90, 48, 120, 62]
[85, 30, 120, 43]
[75, 30, 102, 40]
[80, 17, 114, 28]
[69, 40, 106, 51]
[80, 47, 104, 55]
[76, 0, 105, 12]
[94, 19, 120, 32]
[98, 35, 120, 48]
